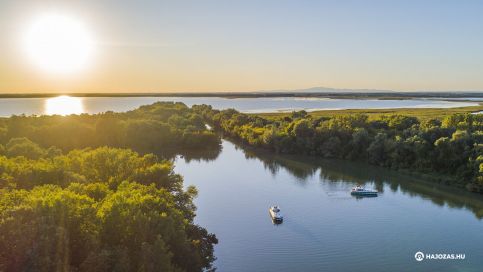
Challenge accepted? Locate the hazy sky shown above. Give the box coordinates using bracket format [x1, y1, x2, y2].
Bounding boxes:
[1, 0, 483, 93]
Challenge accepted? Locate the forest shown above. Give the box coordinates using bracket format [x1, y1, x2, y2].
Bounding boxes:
[0, 102, 219, 156]
[0, 102, 219, 272]
[192, 105, 483, 192]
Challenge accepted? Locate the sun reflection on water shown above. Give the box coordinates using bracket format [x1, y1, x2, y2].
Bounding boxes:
[45, 95, 84, 115]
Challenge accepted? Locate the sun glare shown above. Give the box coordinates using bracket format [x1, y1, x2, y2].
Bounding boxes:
[22, 13, 94, 74]
[45, 96, 84, 115]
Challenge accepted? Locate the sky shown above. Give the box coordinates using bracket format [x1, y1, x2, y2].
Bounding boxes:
[1, 0, 483, 93]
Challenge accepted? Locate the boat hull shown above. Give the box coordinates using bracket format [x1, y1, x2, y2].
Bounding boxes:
[351, 191, 378, 197]
[269, 210, 283, 222]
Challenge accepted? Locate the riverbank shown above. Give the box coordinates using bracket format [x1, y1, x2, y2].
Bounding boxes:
[255, 104, 483, 120]
[196, 104, 482, 194]
[223, 135, 471, 191]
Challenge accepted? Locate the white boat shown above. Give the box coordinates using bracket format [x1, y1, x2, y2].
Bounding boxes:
[350, 185, 378, 197]
[269, 206, 283, 222]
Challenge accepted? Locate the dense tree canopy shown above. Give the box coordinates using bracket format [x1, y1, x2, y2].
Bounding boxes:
[0, 102, 219, 156]
[0, 103, 220, 271]
[0, 147, 217, 271]
[193, 105, 483, 191]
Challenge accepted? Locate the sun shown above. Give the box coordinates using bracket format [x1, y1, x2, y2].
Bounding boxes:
[22, 13, 94, 74]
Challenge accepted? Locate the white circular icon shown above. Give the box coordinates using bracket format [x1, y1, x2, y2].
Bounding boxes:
[415, 251, 425, 262]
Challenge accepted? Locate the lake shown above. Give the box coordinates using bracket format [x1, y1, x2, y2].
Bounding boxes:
[175, 140, 483, 272]
[0, 96, 478, 116]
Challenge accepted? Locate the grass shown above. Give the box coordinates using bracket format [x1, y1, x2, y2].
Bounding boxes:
[254, 104, 483, 121]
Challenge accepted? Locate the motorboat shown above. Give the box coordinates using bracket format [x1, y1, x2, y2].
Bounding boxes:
[269, 206, 283, 222]
[350, 185, 378, 197]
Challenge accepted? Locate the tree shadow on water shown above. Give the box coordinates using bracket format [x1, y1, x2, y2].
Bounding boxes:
[231, 140, 483, 220]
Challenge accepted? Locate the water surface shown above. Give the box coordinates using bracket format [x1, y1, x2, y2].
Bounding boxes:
[175, 140, 483, 272]
[0, 96, 477, 116]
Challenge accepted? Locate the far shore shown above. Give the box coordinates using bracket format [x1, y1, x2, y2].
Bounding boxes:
[0, 91, 482, 100]
[255, 104, 483, 120]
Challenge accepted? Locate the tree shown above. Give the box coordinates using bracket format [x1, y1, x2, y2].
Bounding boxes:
[0, 146, 218, 271]
[5, 137, 46, 159]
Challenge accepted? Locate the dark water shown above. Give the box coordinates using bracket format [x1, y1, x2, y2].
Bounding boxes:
[0, 96, 477, 116]
[175, 140, 483, 272]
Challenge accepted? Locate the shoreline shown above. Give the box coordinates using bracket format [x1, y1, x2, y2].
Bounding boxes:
[0, 91, 482, 99]
[256, 104, 483, 120]
[223, 135, 478, 194]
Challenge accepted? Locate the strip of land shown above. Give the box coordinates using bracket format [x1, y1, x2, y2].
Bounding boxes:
[256, 104, 483, 120]
[0, 91, 482, 99]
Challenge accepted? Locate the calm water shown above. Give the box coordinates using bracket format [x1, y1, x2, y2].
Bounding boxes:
[175, 140, 483, 272]
[0, 96, 478, 116]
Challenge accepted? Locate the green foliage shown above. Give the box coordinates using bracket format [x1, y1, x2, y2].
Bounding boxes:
[0, 147, 217, 271]
[5, 137, 47, 159]
[0, 102, 220, 156]
[0, 103, 221, 271]
[197, 107, 483, 190]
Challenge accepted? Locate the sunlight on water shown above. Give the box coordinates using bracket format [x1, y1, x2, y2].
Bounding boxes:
[45, 96, 84, 115]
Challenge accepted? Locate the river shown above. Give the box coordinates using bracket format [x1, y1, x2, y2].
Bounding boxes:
[175, 140, 483, 272]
